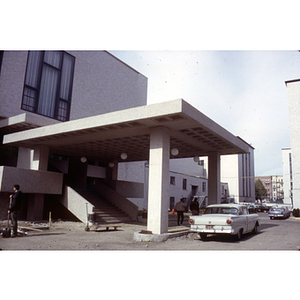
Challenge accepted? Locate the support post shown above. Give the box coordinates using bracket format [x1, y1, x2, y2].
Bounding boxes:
[208, 152, 221, 205]
[147, 127, 170, 234]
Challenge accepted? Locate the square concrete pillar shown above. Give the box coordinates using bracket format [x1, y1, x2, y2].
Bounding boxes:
[147, 127, 170, 234]
[17, 145, 49, 171]
[27, 194, 44, 220]
[106, 160, 118, 181]
[67, 157, 88, 190]
[208, 152, 221, 205]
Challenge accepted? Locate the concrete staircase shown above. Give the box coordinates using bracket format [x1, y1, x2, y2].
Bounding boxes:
[77, 190, 133, 224]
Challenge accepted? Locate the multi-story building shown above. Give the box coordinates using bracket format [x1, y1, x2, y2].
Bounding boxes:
[255, 175, 284, 202]
[282, 148, 293, 205]
[221, 150, 255, 203]
[0, 50, 255, 235]
[272, 175, 284, 201]
[118, 157, 229, 211]
[255, 176, 272, 200]
[285, 79, 300, 209]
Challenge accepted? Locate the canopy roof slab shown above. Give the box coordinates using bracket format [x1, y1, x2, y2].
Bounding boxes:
[3, 99, 250, 162]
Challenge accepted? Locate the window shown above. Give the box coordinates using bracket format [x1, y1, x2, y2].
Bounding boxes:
[198, 160, 204, 166]
[182, 178, 187, 190]
[170, 176, 175, 185]
[170, 197, 175, 210]
[22, 51, 75, 121]
[202, 182, 206, 193]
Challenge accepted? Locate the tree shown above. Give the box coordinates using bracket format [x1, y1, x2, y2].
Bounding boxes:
[255, 179, 267, 200]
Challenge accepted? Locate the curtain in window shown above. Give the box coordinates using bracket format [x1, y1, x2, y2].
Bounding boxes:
[60, 54, 74, 101]
[44, 51, 62, 69]
[25, 51, 43, 88]
[38, 65, 59, 118]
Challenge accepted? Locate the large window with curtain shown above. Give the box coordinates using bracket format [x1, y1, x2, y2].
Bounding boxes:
[22, 51, 75, 121]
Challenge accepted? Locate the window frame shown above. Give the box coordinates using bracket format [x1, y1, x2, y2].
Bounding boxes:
[21, 50, 75, 121]
[170, 176, 175, 185]
[182, 178, 187, 190]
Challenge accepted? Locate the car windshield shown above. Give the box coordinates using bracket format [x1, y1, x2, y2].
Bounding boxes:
[204, 207, 238, 215]
[271, 208, 282, 212]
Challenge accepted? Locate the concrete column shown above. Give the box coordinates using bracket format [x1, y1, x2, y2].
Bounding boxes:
[208, 152, 221, 205]
[27, 194, 44, 220]
[106, 160, 118, 181]
[17, 145, 49, 170]
[67, 157, 88, 190]
[147, 127, 170, 234]
[17, 145, 49, 220]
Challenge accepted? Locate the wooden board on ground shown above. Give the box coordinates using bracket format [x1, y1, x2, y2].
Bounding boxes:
[85, 224, 130, 231]
[18, 226, 44, 232]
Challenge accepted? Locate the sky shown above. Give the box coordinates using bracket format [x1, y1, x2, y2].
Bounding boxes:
[109, 50, 300, 176]
[2, 1, 300, 178]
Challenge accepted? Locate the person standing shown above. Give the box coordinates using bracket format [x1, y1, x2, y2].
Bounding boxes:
[190, 198, 200, 215]
[8, 184, 22, 237]
[175, 198, 187, 225]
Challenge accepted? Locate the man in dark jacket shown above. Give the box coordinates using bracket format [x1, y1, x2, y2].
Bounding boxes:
[190, 198, 200, 215]
[8, 184, 22, 237]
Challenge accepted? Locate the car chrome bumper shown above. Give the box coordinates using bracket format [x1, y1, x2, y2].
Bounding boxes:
[189, 226, 235, 235]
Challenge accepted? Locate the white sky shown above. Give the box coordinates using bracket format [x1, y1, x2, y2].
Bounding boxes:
[109, 50, 300, 176]
[2, 1, 300, 177]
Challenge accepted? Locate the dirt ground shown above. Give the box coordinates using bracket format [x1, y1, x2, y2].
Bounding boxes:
[0, 214, 192, 250]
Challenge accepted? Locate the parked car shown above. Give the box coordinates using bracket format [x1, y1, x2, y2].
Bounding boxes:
[189, 204, 260, 241]
[254, 204, 262, 212]
[268, 206, 290, 219]
[282, 206, 291, 218]
[247, 204, 257, 214]
[261, 203, 269, 212]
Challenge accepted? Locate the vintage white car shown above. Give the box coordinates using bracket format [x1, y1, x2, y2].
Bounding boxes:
[189, 204, 260, 240]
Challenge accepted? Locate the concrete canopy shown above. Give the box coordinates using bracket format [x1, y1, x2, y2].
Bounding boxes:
[3, 99, 250, 162]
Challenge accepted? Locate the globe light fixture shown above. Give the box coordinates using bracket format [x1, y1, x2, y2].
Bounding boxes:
[80, 156, 87, 163]
[171, 148, 179, 156]
[120, 153, 128, 160]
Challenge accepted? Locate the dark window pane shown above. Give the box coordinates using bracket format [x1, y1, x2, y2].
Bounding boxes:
[37, 65, 59, 118]
[44, 51, 62, 68]
[25, 51, 43, 88]
[22, 87, 36, 112]
[60, 53, 74, 101]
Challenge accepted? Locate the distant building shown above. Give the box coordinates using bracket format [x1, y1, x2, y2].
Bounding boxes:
[118, 157, 231, 211]
[255, 176, 272, 200]
[221, 150, 255, 203]
[255, 175, 284, 203]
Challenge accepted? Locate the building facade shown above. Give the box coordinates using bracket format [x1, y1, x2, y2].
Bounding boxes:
[255, 175, 285, 203]
[0, 50, 148, 220]
[282, 148, 293, 205]
[285, 79, 300, 209]
[118, 157, 229, 211]
[0, 50, 255, 235]
[221, 150, 255, 203]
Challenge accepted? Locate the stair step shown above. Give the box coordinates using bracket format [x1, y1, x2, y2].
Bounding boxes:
[76, 189, 132, 223]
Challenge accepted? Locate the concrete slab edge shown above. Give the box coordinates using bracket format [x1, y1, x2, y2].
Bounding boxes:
[134, 230, 189, 242]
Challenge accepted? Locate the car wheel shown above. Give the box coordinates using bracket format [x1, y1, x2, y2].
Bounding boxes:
[236, 229, 243, 241]
[199, 233, 207, 240]
[270, 217, 274, 220]
[252, 223, 259, 234]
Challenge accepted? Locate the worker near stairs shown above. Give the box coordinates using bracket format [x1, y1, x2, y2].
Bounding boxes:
[175, 198, 187, 226]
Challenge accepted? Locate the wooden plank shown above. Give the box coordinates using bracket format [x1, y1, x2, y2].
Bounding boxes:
[18, 226, 44, 232]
